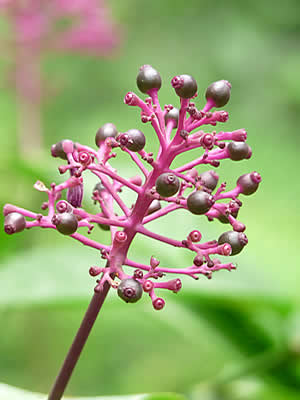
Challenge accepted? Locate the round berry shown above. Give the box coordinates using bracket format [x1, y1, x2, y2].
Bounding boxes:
[199, 170, 219, 191]
[187, 191, 215, 215]
[153, 297, 165, 310]
[237, 172, 261, 195]
[205, 80, 231, 107]
[172, 74, 197, 98]
[193, 255, 203, 266]
[164, 107, 179, 128]
[126, 129, 146, 152]
[118, 278, 143, 303]
[4, 212, 26, 234]
[147, 199, 161, 215]
[53, 213, 78, 235]
[136, 65, 162, 94]
[227, 141, 251, 161]
[155, 172, 180, 197]
[95, 123, 118, 146]
[51, 140, 69, 160]
[218, 231, 248, 256]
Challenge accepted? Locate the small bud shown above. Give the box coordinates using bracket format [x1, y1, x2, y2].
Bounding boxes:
[133, 269, 144, 279]
[143, 280, 154, 292]
[188, 230, 202, 242]
[89, 266, 102, 276]
[56, 200, 73, 214]
[168, 279, 182, 293]
[153, 297, 165, 310]
[150, 256, 160, 268]
[114, 231, 127, 243]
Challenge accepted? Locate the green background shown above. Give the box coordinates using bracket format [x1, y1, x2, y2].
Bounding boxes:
[0, 0, 300, 399]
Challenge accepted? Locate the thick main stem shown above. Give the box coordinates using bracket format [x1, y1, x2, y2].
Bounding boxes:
[47, 282, 111, 400]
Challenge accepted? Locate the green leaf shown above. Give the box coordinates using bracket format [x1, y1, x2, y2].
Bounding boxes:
[0, 383, 187, 400]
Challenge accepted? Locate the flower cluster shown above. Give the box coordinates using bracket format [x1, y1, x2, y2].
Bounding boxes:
[3, 65, 261, 310]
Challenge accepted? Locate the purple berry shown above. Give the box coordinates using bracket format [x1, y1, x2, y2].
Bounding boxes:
[164, 107, 179, 128]
[118, 278, 143, 303]
[205, 80, 231, 107]
[227, 141, 251, 161]
[136, 65, 162, 94]
[126, 129, 146, 152]
[155, 172, 180, 197]
[171, 74, 197, 98]
[218, 231, 248, 255]
[52, 213, 78, 235]
[237, 172, 261, 195]
[199, 170, 219, 191]
[4, 212, 26, 234]
[95, 123, 118, 146]
[187, 191, 215, 215]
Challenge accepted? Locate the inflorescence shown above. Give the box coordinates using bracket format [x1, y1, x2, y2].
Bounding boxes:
[3, 65, 261, 311]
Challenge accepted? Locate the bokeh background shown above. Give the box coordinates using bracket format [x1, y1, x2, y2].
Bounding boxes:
[0, 0, 300, 399]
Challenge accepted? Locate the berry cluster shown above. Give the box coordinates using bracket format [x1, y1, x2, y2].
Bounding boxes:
[3, 65, 261, 310]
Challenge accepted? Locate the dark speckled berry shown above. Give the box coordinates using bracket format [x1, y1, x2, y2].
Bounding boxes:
[227, 141, 251, 161]
[237, 172, 261, 195]
[205, 80, 231, 107]
[136, 65, 162, 94]
[95, 123, 118, 147]
[4, 212, 26, 234]
[118, 278, 143, 303]
[51, 141, 68, 160]
[187, 191, 215, 215]
[218, 231, 248, 255]
[172, 74, 197, 98]
[199, 170, 219, 191]
[155, 173, 180, 197]
[53, 213, 78, 235]
[126, 129, 146, 152]
[164, 108, 179, 128]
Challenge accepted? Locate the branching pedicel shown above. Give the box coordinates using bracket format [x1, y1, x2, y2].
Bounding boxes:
[4, 65, 261, 310]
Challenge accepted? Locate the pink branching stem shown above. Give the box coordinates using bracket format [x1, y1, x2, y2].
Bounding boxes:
[3, 67, 261, 400]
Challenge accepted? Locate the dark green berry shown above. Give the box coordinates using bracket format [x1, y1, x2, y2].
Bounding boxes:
[218, 231, 248, 255]
[136, 65, 162, 94]
[53, 213, 78, 235]
[118, 278, 143, 303]
[205, 80, 231, 107]
[172, 74, 197, 98]
[187, 190, 215, 215]
[155, 173, 180, 197]
[237, 172, 261, 195]
[147, 199, 161, 215]
[126, 129, 146, 152]
[164, 108, 179, 128]
[51, 141, 68, 160]
[199, 170, 219, 191]
[95, 123, 118, 147]
[227, 141, 251, 161]
[4, 212, 26, 234]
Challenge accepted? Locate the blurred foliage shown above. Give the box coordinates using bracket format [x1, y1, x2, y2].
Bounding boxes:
[1, 0, 300, 399]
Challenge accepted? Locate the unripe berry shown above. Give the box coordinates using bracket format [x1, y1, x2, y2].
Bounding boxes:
[126, 129, 146, 152]
[193, 254, 203, 266]
[227, 141, 251, 161]
[136, 65, 162, 93]
[155, 172, 180, 197]
[171, 74, 197, 98]
[52, 213, 78, 235]
[93, 182, 105, 194]
[164, 107, 179, 128]
[187, 191, 215, 215]
[147, 199, 161, 215]
[199, 170, 219, 191]
[51, 140, 69, 160]
[218, 231, 248, 256]
[118, 278, 143, 303]
[4, 212, 26, 234]
[95, 123, 118, 146]
[237, 172, 262, 195]
[205, 80, 231, 107]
